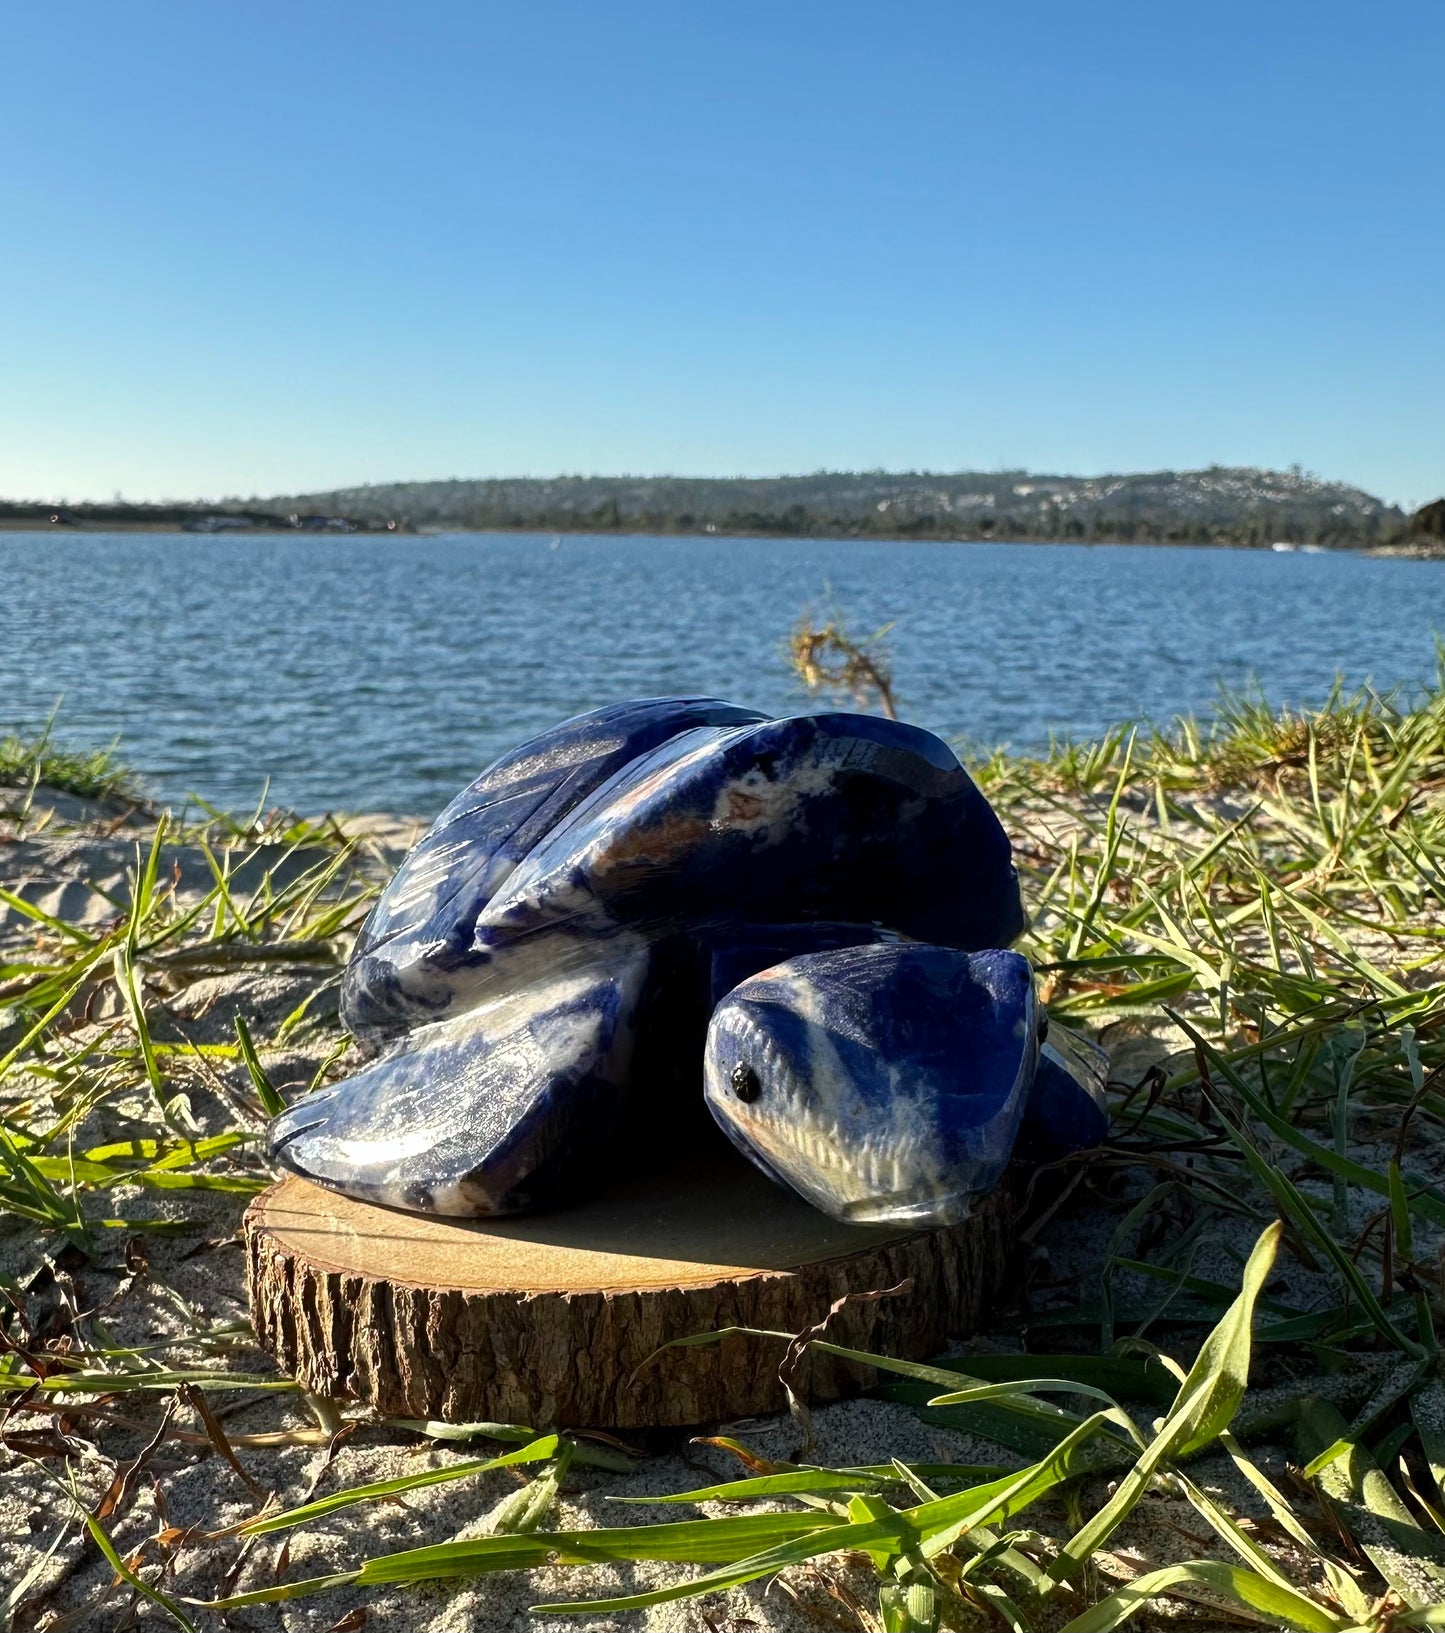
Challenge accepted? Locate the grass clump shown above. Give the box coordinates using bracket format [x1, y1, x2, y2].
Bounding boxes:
[4, 674, 1445, 1628]
[0, 712, 141, 803]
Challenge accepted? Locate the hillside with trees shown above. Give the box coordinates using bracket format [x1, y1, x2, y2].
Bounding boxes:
[268, 464, 1406, 546]
[2, 466, 1425, 546]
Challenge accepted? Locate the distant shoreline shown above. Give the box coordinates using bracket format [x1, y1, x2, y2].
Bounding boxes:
[4, 464, 1430, 551]
[1, 517, 1433, 556]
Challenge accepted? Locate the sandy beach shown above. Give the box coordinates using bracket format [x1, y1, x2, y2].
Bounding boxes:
[3, 716, 1443, 1631]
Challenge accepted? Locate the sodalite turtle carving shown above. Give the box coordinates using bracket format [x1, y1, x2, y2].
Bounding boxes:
[267, 698, 1108, 1225]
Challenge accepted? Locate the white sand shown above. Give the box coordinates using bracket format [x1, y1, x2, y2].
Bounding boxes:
[0, 786, 1423, 1631]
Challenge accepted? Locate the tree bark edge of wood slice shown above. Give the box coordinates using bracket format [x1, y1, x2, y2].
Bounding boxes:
[246, 1154, 1019, 1429]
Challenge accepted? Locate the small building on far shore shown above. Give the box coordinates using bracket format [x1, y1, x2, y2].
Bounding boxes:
[288, 513, 357, 532]
[182, 515, 255, 533]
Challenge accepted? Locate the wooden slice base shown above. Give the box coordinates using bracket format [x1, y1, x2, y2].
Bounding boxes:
[246, 1149, 1017, 1429]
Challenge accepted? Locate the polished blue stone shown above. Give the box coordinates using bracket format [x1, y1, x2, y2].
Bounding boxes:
[1018, 1025, 1112, 1161]
[270, 943, 648, 1215]
[704, 945, 1040, 1227]
[267, 698, 1102, 1222]
[343, 697, 765, 1035]
[478, 710, 1023, 952]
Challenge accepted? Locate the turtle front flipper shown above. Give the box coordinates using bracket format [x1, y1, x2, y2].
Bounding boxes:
[269, 945, 648, 1216]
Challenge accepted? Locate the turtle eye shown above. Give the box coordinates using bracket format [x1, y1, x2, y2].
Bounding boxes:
[731, 1063, 761, 1103]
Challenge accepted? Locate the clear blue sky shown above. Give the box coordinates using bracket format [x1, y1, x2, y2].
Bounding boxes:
[2, 2, 1440, 507]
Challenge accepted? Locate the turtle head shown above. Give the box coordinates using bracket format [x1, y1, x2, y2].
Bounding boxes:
[704, 946, 1038, 1229]
[703, 971, 877, 1212]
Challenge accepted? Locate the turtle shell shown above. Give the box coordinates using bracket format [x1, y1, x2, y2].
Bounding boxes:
[342, 696, 765, 1034]
[477, 710, 1024, 951]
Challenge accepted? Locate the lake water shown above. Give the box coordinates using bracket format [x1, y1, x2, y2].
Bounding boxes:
[3, 531, 1441, 817]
